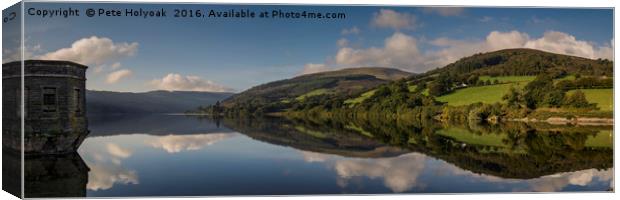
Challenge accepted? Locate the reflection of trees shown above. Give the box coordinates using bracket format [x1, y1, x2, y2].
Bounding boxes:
[223, 116, 612, 180]
[222, 117, 410, 158]
[403, 120, 611, 179]
[2, 151, 21, 198]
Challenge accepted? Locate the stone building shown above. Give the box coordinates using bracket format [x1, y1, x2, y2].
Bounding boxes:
[2, 60, 89, 155]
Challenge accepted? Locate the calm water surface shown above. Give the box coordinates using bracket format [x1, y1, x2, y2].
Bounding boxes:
[21, 114, 613, 197]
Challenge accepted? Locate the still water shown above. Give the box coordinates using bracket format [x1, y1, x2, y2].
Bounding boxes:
[22, 114, 614, 197]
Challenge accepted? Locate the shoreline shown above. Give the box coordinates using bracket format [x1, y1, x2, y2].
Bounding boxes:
[506, 117, 614, 126]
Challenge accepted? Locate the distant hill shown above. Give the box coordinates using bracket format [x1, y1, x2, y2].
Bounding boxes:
[87, 90, 233, 114]
[222, 67, 412, 107]
[88, 114, 234, 136]
[426, 48, 613, 77]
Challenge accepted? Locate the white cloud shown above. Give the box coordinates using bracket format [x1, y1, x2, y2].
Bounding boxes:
[3, 48, 19, 63]
[38, 36, 138, 66]
[3, 43, 42, 63]
[334, 32, 421, 71]
[326, 30, 613, 73]
[150, 73, 235, 92]
[341, 26, 360, 35]
[371, 9, 416, 30]
[94, 62, 123, 74]
[147, 133, 236, 153]
[486, 30, 530, 50]
[300, 63, 331, 75]
[106, 69, 133, 84]
[423, 7, 465, 16]
[524, 31, 613, 60]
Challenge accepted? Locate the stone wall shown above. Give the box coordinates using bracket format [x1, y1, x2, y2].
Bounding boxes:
[2, 60, 89, 154]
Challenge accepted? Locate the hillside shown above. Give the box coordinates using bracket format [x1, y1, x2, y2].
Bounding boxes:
[205, 48, 612, 121]
[221, 67, 412, 107]
[87, 90, 233, 114]
[425, 48, 612, 77]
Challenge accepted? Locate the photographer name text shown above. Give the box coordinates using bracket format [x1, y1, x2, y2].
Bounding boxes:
[26, 7, 346, 20]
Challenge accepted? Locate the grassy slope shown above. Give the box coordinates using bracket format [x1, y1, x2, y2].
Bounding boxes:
[344, 84, 418, 106]
[436, 83, 517, 106]
[344, 90, 377, 105]
[567, 89, 613, 111]
[295, 88, 330, 101]
[437, 76, 611, 110]
[437, 76, 533, 106]
[223, 67, 412, 107]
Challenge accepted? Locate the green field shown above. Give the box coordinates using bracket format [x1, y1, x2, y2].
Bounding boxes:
[437, 83, 516, 106]
[344, 89, 376, 105]
[408, 85, 417, 92]
[435, 127, 508, 147]
[344, 75, 611, 109]
[567, 89, 613, 111]
[295, 88, 330, 101]
[437, 76, 534, 106]
[438, 76, 611, 108]
[344, 85, 417, 106]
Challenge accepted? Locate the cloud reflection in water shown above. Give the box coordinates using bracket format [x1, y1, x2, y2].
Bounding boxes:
[298, 150, 613, 193]
[79, 132, 237, 192]
[146, 133, 237, 153]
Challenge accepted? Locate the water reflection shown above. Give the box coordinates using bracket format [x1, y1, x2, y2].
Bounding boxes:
[295, 149, 613, 193]
[296, 150, 428, 192]
[17, 153, 88, 198]
[78, 137, 138, 191]
[220, 116, 613, 193]
[23, 114, 612, 197]
[524, 168, 613, 192]
[333, 153, 427, 192]
[86, 160, 139, 191]
[147, 133, 238, 153]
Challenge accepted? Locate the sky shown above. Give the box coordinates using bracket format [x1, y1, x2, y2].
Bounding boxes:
[2, 3, 614, 92]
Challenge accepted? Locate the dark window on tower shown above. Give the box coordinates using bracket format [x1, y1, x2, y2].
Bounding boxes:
[42, 87, 57, 112]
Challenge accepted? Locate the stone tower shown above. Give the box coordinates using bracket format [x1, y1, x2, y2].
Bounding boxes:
[2, 60, 89, 155]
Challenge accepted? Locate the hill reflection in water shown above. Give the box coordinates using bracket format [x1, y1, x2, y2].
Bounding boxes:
[24, 114, 611, 197]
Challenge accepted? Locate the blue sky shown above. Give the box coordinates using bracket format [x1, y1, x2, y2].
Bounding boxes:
[8, 3, 613, 92]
